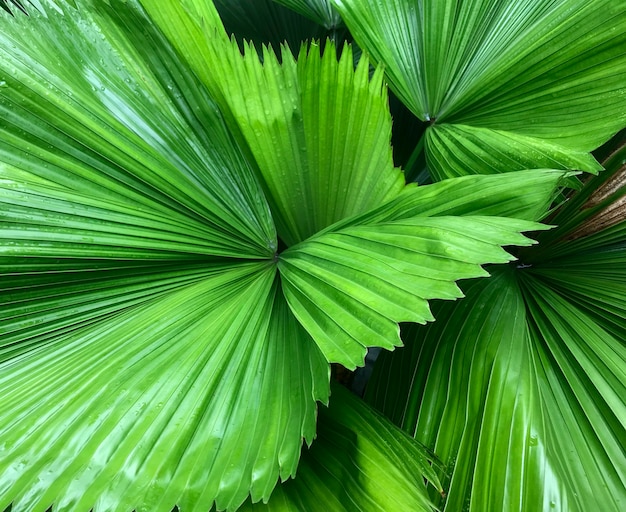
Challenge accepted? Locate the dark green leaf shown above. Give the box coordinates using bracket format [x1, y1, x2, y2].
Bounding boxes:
[273, 0, 342, 30]
[365, 151, 626, 511]
[237, 384, 442, 511]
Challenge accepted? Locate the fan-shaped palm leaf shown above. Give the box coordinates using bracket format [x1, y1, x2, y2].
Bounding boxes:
[365, 145, 626, 511]
[236, 383, 443, 511]
[332, 0, 626, 178]
[0, 0, 571, 510]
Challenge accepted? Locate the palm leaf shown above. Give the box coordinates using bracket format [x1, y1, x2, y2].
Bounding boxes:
[139, 0, 405, 246]
[237, 383, 442, 511]
[0, 1, 580, 510]
[0, 264, 330, 512]
[276, 169, 564, 368]
[0, 0, 276, 258]
[426, 124, 602, 178]
[280, 215, 544, 367]
[365, 146, 626, 511]
[332, 0, 626, 178]
[0, 3, 317, 509]
[207, 41, 405, 246]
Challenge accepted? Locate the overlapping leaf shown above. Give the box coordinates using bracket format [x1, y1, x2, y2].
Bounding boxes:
[0, 1, 578, 511]
[199, 39, 405, 246]
[280, 215, 543, 368]
[138, 0, 405, 245]
[333, 0, 626, 178]
[426, 124, 602, 178]
[0, 0, 275, 257]
[0, 2, 331, 510]
[237, 384, 442, 511]
[365, 149, 626, 511]
[0, 264, 330, 512]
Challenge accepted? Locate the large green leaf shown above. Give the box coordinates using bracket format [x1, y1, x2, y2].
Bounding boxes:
[237, 383, 442, 511]
[425, 124, 602, 178]
[0, 0, 276, 258]
[332, 0, 626, 178]
[0, 1, 584, 510]
[367, 268, 625, 511]
[365, 149, 626, 511]
[0, 264, 329, 512]
[0, 2, 325, 510]
[280, 215, 543, 368]
[138, 0, 404, 246]
[208, 41, 405, 246]
[277, 169, 566, 368]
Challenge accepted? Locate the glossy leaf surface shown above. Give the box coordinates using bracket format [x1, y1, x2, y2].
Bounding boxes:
[238, 384, 442, 511]
[365, 151, 626, 511]
[205, 40, 405, 246]
[280, 214, 543, 368]
[0, 1, 585, 510]
[333, 0, 626, 177]
[0, 264, 329, 512]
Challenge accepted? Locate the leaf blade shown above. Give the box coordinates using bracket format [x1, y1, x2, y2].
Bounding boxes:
[0, 264, 330, 512]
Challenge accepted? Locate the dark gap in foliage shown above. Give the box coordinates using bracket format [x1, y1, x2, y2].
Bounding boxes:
[214, 0, 327, 59]
[389, 93, 429, 183]
[0, 0, 30, 15]
[214, 0, 351, 61]
[276, 236, 289, 255]
[331, 362, 354, 390]
[351, 347, 382, 396]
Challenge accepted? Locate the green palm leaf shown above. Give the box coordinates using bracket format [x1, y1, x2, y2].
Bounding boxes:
[0, 1, 579, 510]
[1, 264, 329, 512]
[280, 215, 543, 367]
[210, 41, 405, 246]
[332, 0, 626, 178]
[238, 383, 443, 511]
[365, 148, 626, 511]
[139, 0, 405, 246]
[426, 124, 602, 178]
[0, 0, 276, 257]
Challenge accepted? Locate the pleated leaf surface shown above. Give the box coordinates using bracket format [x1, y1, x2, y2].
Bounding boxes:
[332, 0, 626, 178]
[278, 170, 565, 369]
[280, 215, 543, 368]
[205, 40, 405, 246]
[0, 2, 325, 510]
[1, 264, 330, 512]
[236, 384, 442, 511]
[138, 0, 405, 245]
[0, 1, 585, 511]
[365, 149, 626, 511]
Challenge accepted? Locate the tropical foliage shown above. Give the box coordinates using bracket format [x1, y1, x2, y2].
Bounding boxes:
[0, 0, 624, 511]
